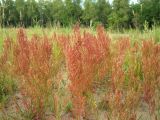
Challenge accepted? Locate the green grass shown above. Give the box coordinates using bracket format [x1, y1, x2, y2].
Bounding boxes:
[0, 26, 160, 55]
[0, 26, 159, 46]
[0, 74, 17, 106]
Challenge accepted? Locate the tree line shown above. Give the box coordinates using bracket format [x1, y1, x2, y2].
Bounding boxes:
[0, 0, 160, 29]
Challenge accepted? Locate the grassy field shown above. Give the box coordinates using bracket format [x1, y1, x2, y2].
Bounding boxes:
[0, 26, 160, 120]
[1, 27, 160, 53]
[0, 26, 160, 44]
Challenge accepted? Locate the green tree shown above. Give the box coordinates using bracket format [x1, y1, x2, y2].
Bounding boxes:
[51, 0, 67, 26]
[72, 0, 82, 22]
[1, 0, 18, 27]
[0, 0, 159, 29]
[26, 0, 39, 26]
[44, 0, 53, 26]
[1, 0, 17, 26]
[96, 0, 111, 27]
[6, 0, 18, 26]
[130, 3, 141, 28]
[82, 0, 97, 26]
[15, 0, 26, 26]
[109, 0, 130, 29]
[65, 0, 82, 25]
[139, 0, 160, 28]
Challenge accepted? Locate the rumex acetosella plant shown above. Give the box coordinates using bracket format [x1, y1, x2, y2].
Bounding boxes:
[12, 29, 64, 119]
[104, 38, 160, 120]
[141, 40, 160, 119]
[106, 39, 142, 120]
[56, 25, 111, 119]
[55, 25, 160, 119]
[0, 38, 16, 104]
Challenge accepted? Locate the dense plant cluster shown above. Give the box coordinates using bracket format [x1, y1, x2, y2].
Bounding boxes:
[0, 26, 160, 120]
[0, 38, 16, 105]
[0, 29, 64, 119]
[56, 25, 111, 119]
[13, 29, 62, 119]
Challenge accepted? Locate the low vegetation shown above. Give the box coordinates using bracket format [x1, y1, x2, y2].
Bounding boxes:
[0, 26, 160, 120]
